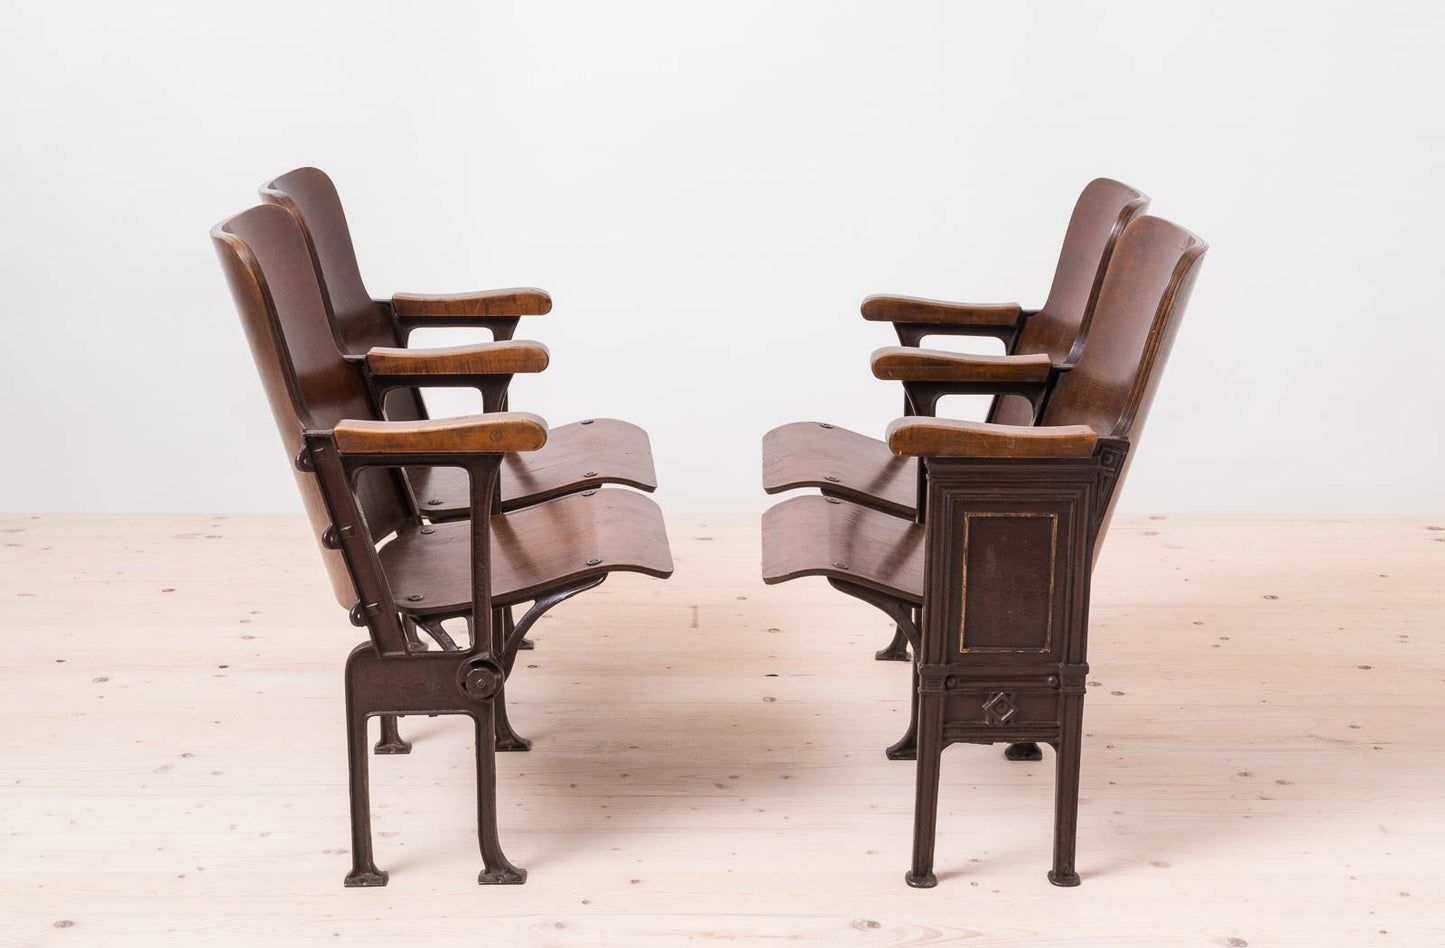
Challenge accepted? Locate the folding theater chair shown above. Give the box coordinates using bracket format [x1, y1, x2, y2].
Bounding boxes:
[213, 203, 674, 886]
[761, 215, 1206, 887]
[259, 167, 657, 521]
[762, 177, 1147, 665]
[262, 167, 655, 681]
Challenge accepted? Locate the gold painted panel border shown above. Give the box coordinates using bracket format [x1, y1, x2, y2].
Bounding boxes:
[959, 511, 1058, 653]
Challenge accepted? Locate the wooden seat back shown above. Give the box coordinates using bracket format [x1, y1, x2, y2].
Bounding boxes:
[212, 204, 414, 608]
[261, 168, 431, 424]
[1039, 215, 1208, 543]
[992, 178, 1149, 425]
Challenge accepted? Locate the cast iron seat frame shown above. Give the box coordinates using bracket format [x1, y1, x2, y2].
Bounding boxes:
[308, 420, 673, 887]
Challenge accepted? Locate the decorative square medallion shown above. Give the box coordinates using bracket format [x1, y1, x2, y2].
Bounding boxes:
[982, 691, 1019, 726]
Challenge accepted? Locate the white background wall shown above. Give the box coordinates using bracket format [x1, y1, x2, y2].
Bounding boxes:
[2, 0, 1442, 514]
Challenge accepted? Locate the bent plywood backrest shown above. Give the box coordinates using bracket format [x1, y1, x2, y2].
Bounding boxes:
[261, 167, 431, 426]
[992, 178, 1149, 426]
[212, 204, 414, 607]
[1040, 214, 1207, 543]
[259, 167, 398, 353]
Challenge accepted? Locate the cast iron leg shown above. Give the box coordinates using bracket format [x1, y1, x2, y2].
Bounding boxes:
[402, 616, 427, 652]
[473, 709, 526, 884]
[343, 705, 388, 887]
[1048, 693, 1084, 887]
[507, 607, 534, 650]
[493, 683, 532, 752]
[1004, 742, 1043, 761]
[491, 607, 531, 752]
[885, 659, 920, 760]
[374, 714, 412, 755]
[905, 691, 942, 888]
[373, 618, 427, 755]
[875, 624, 911, 662]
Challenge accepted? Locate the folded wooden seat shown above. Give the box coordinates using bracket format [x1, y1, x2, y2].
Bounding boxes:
[761, 494, 923, 603]
[379, 487, 673, 612]
[213, 202, 673, 888]
[260, 166, 658, 518]
[761, 214, 1207, 888]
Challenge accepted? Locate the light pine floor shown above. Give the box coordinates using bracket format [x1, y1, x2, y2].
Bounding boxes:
[1, 514, 1442, 946]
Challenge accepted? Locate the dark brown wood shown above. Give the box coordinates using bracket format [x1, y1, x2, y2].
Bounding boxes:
[334, 413, 549, 455]
[760, 495, 924, 604]
[758, 178, 1150, 527]
[411, 418, 659, 515]
[257, 168, 398, 353]
[760, 213, 1206, 888]
[885, 418, 1098, 459]
[213, 202, 674, 889]
[392, 288, 553, 318]
[762, 422, 917, 520]
[259, 168, 658, 512]
[380, 488, 674, 612]
[870, 349, 1053, 383]
[860, 297, 1022, 328]
[366, 342, 550, 377]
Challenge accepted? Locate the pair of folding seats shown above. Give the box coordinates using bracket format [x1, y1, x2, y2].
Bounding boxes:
[213, 169, 675, 886]
[761, 179, 1207, 887]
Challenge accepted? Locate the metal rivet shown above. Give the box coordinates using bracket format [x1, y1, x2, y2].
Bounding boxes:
[582, 489, 598, 497]
[584, 471, 598, 477]
[586, 557, 602, 566]
[427, 499, 443, 506]
[580, 419, 594, 425]
[406, 594, 424, 602]
[819, 423, 834, 429]
[420, 527, 435, 535]
[945, 676, 957, 688]
[832, 562, 849, 570]
[823, 475, 841, 483]
[825, 498, 841, 505]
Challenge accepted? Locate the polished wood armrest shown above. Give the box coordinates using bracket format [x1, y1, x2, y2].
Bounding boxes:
[366, 341, 549, 377]
[861, 295, 1023, 328]
[390, 288, 552, 318]
[885, 417, 1097, 459]
[871, 347, 1053, 383]
[333, 412, 549, 456]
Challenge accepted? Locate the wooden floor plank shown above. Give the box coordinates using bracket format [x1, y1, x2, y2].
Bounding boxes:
[1, 514, 1442, 945]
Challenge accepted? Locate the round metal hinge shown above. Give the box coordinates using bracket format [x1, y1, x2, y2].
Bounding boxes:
[460, 658, 505, 701]
[294, 448, 315, 473]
